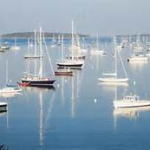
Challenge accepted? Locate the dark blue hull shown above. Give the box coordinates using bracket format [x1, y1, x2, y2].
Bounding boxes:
[22, 79, 55, 88]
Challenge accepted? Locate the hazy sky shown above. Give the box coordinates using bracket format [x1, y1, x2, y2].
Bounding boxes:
[0, 0, 150, 35]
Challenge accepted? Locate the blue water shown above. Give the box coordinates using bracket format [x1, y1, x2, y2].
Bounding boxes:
[0, 39, 150, 150]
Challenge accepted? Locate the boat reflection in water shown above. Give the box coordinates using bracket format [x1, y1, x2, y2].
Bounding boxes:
[129, 61, 148, 72]
[0, 92, 22, 99]
[99, 82, 128, 92]
[21, 85, 56, 92]
[113, 106, 150, 119]
[38, 88, 56, 146]
[113, 106, 150, 129]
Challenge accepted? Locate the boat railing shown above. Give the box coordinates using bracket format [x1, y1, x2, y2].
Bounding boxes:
[123, 94, 139, 101]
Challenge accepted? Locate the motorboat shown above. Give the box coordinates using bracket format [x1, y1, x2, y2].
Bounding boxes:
[114, 94, 150, 108]
[0, 102, 7, 113]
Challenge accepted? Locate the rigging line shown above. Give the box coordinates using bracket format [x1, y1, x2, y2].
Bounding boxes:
[114, 37, 117, 77]
[42, 30, 55, 77]
[117, 49, 128, 78]
[118, 49, 128, 78]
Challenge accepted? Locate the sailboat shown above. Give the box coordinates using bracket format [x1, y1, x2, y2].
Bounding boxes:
[0, 41, 9, 51]
[11, 37, 20, 50]
[24, 31, 43, 59]
[55, 35, 73, 76]
[57, 21, 84, 68]
[90, 35, 105, 55]
[98, 37, 129, 83]
[67, 34, 86, 60]
[0, 61, 22, 94]
[127, 37, 148, 62]
[18, 27, 55, 88]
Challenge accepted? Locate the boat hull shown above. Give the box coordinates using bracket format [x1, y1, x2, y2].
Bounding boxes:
[113, 100, 150, 108]
[57, 63, 83, 68]
[24, 55, 43, 59]
[90, 50, 105, 55]
[0, 102, 7, 113]
[127, 56, 148, 62]
[20, 78, 55, 88]
[98, 77, 129, 83]
[55, 71, 73, 76]
[0, 87, 22, 94]
[0, 102, 7, 107]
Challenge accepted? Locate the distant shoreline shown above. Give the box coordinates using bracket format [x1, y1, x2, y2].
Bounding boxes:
[1, 32, 89, 39]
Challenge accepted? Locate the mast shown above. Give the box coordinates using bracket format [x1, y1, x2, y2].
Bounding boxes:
[34, 30, 37, 76]
[6, 60, 8, 84]
[26, 38, 30, 76]
[39, 27, 43, 78]
[71, 20, 74, 60]
[34, 30, 37, 56]
[114, 37, 117, 77]
[96, 35, 99, 50]
[14, 37, 17, 47]
[61, 34, 64, 61]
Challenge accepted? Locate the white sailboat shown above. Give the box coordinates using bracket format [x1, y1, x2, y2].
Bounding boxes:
[90, 35, 105, 55]
[127, 38, 148, 62]
[0, 85, 22, 94]
[127, 54, 148, 62]
[0, 61, 22, 95]
[0, 41, 9, 51]
[67, 34, 86, 60]
[24, 31, 43, 59]
[98, 37, 129, 83]
[11, 38, 20, 50]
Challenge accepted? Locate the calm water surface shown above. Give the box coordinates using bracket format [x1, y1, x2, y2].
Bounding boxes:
[0, 39, 150, 150]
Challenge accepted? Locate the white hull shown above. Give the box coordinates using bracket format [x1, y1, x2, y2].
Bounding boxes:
[0, 87, 22, 94]
[11, 46, 20, 50]
[90, 49, 105, 55]
[0, 102, 7, 107]
[98, 77, 129, 83]
[114, 99, 150, 108]
[128, 55, 148, 62]
[57, 59, 84, 68]
[0, 92, 21, 98]
[24, 55, 43, 59]
[99, 82, 128, 87]
[146, 52, 150, 57]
